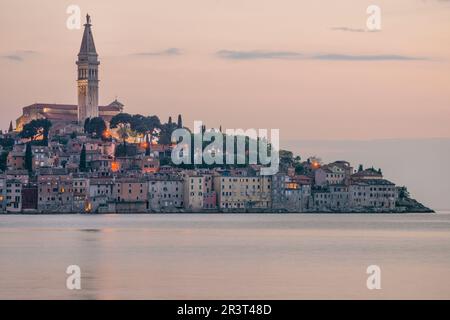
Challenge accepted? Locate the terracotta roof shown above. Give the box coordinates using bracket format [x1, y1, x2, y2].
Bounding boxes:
[351, 179, 395, 186]
[23, 102, 124, 113]
[352, 168, 382, 178]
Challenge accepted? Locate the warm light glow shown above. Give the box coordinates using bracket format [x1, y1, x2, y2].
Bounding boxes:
[102, 130, 112, 139]
[143, 167, 158, 174]
[286, 182, 299, 189]
[111, 161, 120, 172]
[140, 142, 149, 149]
[312, 161, 320, 169]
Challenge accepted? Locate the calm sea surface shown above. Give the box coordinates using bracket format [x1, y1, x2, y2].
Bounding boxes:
[1, 212, 449, 300]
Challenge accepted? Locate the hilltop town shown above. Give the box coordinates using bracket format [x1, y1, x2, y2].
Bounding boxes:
[0, 15, 432, 214]
[0, 116, 432, 214]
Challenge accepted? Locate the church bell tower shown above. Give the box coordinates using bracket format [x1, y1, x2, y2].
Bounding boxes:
[77, 14, 99, 124]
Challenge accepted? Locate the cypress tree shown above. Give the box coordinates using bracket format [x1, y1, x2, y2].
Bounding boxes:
[25, 143, 33, 174]
[84, 118, 91, 133]
[79, 144, 87, 172]
[177, 114, 183, 128]
[8, 121, 13, 133]
[145, 134, 151, 156]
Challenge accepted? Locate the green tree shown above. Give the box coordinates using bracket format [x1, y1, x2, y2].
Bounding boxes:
[358, 164, 364, 172]
[8, 121, 13, 133]
[0, 137, 14, 150]
[20, 119, 52, 145]
[79, 144, 87, 172]
[131, 115, 161, 146]
[279, 150, 294, 166]
[110, 113, 134, 147]
[25, 143, 33, 174]
[0, 151, 8, 172]
[84, 118, 91, 133]
[159, 121, 178, 145]
[145, 134, 151, 156]
[398, 186, 410, 199]
[85, 117, 107, 138]
[295, 163, 305, 175]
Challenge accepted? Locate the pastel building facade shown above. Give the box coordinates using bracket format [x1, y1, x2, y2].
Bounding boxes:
[37, 175, 74, 213]
[214, 176, 272, 210]
[148, 176, 184, 211]
[349, 179, 397, 209]
[183, 175, 205, 211]
[88, 178, 115, 212]
[113, 178, 149, 213]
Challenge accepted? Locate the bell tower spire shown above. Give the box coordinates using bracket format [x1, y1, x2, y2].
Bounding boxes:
[77, 13, 99, 124]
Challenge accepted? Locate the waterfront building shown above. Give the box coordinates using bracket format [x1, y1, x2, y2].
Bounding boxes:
[37, 175, 74, 213]
[285, 184, 312, 212]
[329, 185, 350, 210]
[148, 174, 184, 211]
[113, 178, 149, 213]
[21, 184, 38, 212]
[5, 179, 23, 213]
[271, 173, 289, 210]
[88, 177, 115, 213]
[349, 179, 397, 209]
[183, 174, 205, 211]
[0, 175, 6, 212]
[315, 165, 347, 187]
[313, 189, 332, 211]
[72, 175, 90, 212]
[213, 176, 272, 210]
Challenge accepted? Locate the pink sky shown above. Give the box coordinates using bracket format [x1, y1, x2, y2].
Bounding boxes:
[1, 0, 449, 140]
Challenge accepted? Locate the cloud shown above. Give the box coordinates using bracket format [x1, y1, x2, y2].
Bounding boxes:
[134, 48, 182, 57]
[331, 27, 366, 33]
[216, 50, 303, 60]
[1, 50, 37, 62]
[312, 54, 427, 61]
[216, 49, 428, 62]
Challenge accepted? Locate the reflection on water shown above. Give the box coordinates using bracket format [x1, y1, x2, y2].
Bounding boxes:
[0, 213, 450, 300]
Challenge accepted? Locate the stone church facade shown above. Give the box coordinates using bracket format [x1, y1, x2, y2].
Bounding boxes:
[16, 14, 123, 131]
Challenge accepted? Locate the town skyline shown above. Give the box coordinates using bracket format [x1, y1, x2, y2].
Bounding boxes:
[1, 0, 449, 140]
[0, 17, 430, 214]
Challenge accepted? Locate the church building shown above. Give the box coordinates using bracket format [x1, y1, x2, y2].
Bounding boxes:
[16, 14, 123, 131]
